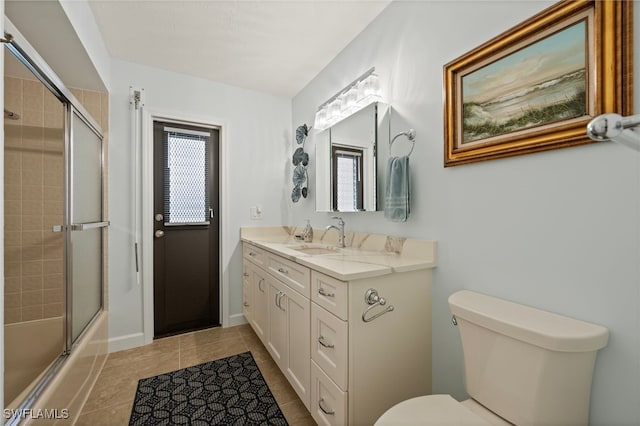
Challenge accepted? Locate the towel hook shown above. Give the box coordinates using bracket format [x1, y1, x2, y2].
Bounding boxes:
[390, 129, 416, 157]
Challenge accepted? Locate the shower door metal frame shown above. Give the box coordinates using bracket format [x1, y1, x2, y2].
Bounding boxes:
[64, 105, 106, 352]
[3, 26, 106, 421]
[5, 33, 106, 355]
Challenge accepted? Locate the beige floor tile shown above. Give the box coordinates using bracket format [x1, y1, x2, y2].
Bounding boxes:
[280, 399, 317, 426]
[241, 331, 272, 364]
[78, 324, 312, 424]
[179, 336, 248, 369]
[105, 335, 179, 369]
[82, 352, 178, 414]
[100, 350, 179, 381]
[76, 400, 133, 426]
[257, 357, 300, 406]
[178, 325, 242, 350]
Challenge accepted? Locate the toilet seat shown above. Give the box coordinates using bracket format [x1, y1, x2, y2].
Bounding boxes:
[375, 394, 499, 425]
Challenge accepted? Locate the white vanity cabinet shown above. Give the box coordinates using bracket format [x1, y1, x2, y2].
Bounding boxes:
[242, 239, 433, 426]
[309, 269, 432, 426]
[243, 243, 312, 409]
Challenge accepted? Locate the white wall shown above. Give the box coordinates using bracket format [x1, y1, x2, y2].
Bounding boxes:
[108, 58, 292, 348]
[292, 1, 640, 425]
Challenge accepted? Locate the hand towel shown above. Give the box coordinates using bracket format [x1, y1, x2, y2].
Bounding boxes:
[384, 156, 410, 222]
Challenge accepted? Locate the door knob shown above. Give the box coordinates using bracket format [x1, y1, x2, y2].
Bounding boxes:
[155, 230, 165, 238]
[155, 214, 163, 222]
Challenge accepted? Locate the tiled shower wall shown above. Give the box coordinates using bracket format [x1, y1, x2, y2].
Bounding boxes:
[4, 75, 108, 324]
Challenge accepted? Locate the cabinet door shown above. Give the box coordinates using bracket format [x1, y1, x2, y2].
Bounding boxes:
[251, 268, 269, 344]
[283, 283, 311, 409]
[266, 276, 289, 370]
[242, 262, 253, 323]
[266, 275, 311, 409]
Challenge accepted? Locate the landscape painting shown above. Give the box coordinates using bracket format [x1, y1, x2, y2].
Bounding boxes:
[443, 0, 632, 167]
[461, 21, 586, 144]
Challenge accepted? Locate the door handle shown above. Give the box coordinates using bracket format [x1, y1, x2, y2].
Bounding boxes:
[155, 230, 165, 238]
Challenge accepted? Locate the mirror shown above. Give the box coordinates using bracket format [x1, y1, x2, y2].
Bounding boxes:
[316, 102, 390, 212]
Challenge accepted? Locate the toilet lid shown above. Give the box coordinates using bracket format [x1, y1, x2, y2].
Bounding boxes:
[375, 394, 492, 425]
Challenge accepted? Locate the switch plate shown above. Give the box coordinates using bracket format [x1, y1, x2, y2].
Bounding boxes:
[250, 205, 263, 220]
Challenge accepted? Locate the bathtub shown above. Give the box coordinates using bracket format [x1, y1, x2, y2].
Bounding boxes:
[5, 317, 64, 407]
[4, 312, 108, 425]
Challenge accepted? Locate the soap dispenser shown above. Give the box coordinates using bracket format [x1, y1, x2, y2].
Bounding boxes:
[302, 219, 313, 243]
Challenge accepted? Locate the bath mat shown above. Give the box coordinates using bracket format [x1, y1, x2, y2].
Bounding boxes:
[129, 351, 288, 425]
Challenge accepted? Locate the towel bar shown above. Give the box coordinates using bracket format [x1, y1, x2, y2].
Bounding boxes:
[390, 129, 416, 157]
[587, 113, 640, 151]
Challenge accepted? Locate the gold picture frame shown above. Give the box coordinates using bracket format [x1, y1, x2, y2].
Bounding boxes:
[443, 0, 633, 167]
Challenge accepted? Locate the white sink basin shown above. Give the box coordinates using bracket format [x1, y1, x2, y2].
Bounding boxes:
[288, 244, 340, 255]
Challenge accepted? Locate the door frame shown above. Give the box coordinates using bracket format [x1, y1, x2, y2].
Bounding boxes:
[142, 108, 229, 345]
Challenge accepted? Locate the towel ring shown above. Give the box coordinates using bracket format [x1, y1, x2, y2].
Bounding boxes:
[390, 129, 416, 157]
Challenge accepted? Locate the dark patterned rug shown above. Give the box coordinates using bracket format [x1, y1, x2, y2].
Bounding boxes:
[129, 351, 288, 425]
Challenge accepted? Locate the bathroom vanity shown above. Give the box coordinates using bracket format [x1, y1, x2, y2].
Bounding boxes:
[241, 227, 437, 425]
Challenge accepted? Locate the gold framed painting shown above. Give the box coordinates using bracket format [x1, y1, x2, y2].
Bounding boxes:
[443, 0, 633, 167]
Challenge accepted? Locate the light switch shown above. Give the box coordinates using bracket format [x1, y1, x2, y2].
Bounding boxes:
[250, 205, 263, 220]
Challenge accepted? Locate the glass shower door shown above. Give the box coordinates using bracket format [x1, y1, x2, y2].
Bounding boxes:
[69, 108, 104, 343]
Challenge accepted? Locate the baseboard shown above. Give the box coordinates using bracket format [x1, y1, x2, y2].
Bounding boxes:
[227, 313, 248, 327]
[108, 332, 146, 353]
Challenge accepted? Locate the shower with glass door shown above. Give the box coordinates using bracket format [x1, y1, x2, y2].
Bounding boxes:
[3, 33, 107, 420]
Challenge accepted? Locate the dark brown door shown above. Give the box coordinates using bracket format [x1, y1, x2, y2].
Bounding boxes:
[153, 121, 220, 337]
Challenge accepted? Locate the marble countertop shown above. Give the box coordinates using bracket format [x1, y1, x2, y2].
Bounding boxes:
[240, 226, 437, 281]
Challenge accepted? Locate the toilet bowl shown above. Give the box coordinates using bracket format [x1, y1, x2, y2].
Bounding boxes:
[376, 394, 512, 425]
[375, 290, 609, 425]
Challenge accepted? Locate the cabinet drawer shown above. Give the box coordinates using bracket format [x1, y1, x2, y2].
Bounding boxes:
[311, 303, 348, 390]
[311, 361, 347, 426]
[243, 244, 266, 267]
[267, 253, 310, 297]
[311, 271, 348, 320]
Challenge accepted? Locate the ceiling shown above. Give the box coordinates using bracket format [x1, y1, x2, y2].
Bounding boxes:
[88, 0, 391, 98]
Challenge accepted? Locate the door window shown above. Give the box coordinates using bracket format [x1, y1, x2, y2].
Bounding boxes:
[163, 127, 210, 225]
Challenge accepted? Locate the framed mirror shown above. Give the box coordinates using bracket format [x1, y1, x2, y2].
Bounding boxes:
[316, 102, 390, 212]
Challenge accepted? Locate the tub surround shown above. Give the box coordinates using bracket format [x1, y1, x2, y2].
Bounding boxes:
[240, 226, 436, 281]
[242, 226, 436, 425]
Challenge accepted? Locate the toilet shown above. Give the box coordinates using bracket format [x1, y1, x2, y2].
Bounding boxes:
[376, 290, 609, 425]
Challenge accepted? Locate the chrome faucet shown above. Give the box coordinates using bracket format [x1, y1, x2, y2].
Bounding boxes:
[325, 216, 345, 248]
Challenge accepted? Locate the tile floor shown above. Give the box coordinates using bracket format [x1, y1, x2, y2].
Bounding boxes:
[76, 324, 316, 425]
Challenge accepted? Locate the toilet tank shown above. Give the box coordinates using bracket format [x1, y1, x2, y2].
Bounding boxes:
[449, 290, 608, 426]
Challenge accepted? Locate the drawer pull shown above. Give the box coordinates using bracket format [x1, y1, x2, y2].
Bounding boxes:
[249, 252, 257, 257]
[318, 287, 335, 298]
[279, 293, 286, 311]
[318, 399, 335, 415]
[243, 302, 250, 307]
[258, 279, 264, 292]
[277, 267, 289, 274]
[243, 272, 249, 277]
[318, 336, 334, 349]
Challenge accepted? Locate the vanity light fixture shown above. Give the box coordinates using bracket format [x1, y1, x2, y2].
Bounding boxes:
[314, 67, 381, 131]
[587, 113, 640, 151]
